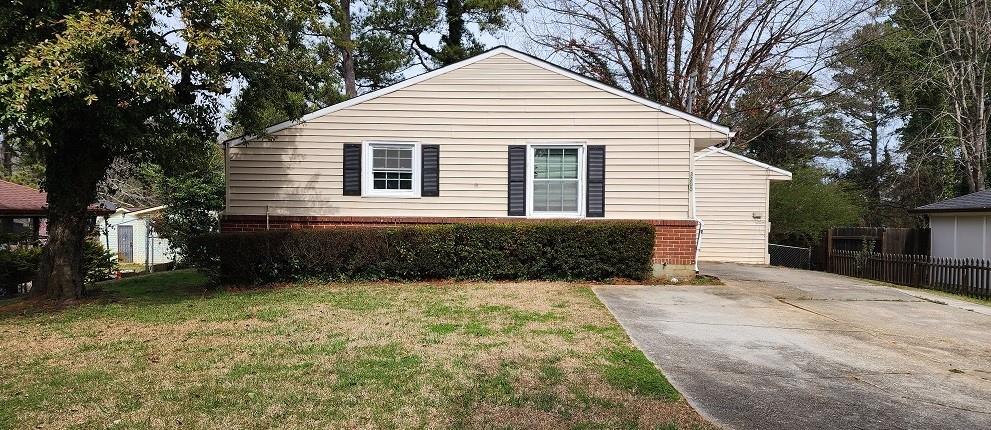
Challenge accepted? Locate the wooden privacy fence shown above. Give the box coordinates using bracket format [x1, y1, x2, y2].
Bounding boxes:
[829, 250, 991, 299]
[814, 227, 930, 271]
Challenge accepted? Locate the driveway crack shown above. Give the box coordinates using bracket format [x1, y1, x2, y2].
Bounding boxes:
[851, 375, 991, 415]
[637, 318, 865, 332]
[776, 299, 842, 323]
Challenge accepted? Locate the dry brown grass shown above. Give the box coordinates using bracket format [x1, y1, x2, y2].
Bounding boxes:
[0, 271, 713, 430]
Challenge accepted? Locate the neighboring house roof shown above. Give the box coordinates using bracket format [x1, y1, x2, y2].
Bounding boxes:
[225, 46, 732, 147]
[912, 190, 991, 213]
[694, 147, 792, 179]
[0, 179, 49, 216]
[0, 179, 113, 216]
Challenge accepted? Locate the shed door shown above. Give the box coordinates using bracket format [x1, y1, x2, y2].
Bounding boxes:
[117, 225, 133, 263]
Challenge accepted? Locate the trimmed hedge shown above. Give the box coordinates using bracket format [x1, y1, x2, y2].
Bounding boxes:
[190, 221, 654, 284]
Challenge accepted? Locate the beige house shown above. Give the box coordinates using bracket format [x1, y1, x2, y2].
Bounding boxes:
[223, 46, 789, 273]
[694, 148, 792, 264]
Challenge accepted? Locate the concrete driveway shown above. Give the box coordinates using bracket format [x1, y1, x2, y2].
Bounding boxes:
[595, 262, 991, 430]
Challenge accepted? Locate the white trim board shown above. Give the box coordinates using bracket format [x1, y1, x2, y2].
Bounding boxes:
[360, 141, 422, 198]
[525, 142, 587, 218]
[694, 147, 792, 178]
[225, 46, 732, 147]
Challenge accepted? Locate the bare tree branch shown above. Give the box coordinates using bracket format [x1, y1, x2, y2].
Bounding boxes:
[523, 0, 875, 124]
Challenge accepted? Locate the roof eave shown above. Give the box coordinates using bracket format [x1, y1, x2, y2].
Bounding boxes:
[909, 207, 991, 214]
[694, 147, 792, 178]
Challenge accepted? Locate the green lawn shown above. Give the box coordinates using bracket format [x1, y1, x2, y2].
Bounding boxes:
[0, 271, 711, 430]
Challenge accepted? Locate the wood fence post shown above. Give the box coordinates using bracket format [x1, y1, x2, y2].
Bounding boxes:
[911, 256, 919, 287]
[825, 228, 833, 272]
[963, 258, 971, 295]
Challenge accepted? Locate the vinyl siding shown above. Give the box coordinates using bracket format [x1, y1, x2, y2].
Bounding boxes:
[227, 53, 712, 219]
[695, 151, 784, 264]
[97, 212, 173, 265]
[929, 213, 991, 259]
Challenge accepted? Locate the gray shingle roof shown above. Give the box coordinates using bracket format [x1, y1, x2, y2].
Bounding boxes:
[913, 190, 991, 213]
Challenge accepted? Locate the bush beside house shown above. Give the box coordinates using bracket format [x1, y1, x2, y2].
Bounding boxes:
[191, 221, 655, 284]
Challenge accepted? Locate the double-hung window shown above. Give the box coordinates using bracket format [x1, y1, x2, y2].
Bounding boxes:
[528, 145, 584, 216]
[362, 142, 420, 197]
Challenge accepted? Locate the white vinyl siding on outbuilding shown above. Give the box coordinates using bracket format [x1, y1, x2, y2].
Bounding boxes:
[97, 207, 173, 266]
[928, 213, 991, 259]
[694, 149, 791, 264]
[226, 50, 729, 220]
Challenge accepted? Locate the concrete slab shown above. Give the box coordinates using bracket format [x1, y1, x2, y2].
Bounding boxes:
[595, 262, 991, 430]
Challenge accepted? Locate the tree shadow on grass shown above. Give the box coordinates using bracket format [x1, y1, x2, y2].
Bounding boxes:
[0, 269, 396, 325]
[0, 269, 217, 322]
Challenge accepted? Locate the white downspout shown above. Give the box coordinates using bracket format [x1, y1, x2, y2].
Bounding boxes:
[691, 171, 704, 273]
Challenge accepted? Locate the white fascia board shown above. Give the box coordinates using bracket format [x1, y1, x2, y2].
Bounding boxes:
[694, 147, 792, 178]
[226, 47, 731, 147]
[129, 205, 167, 217]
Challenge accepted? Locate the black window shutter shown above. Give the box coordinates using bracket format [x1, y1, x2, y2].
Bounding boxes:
[586, 145, 605, 217]
[421, 144, 440, 196]
[508, 145, 527, 216]
[343, 143, 361, 196]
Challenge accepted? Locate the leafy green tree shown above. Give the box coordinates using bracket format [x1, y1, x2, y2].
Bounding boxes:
[822, 24, 901, 226]
[769, 168, 862, 247]
[0, 1, 340, 300]
[366, 0, 523, 67]
[725, 69, 828, 170]
[870, 0, 991, 194]
[830, 8, 987, 221]
[151, 148, 225, 263]
[316, 1, 410, 97]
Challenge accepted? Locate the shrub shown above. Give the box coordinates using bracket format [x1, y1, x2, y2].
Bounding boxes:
[0, 246, 42, 296]
[0, 240, 117, 296]
[82, 240, 118, 284]
[190, 221, 654, 284]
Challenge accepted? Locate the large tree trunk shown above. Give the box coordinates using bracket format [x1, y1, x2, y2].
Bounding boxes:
[442, 0, 466, 65]
[31, 140, 108, 300]
[0, 137, 12, 175]
[32, 210, 89, 300]
[342, 49, 356, 98]
[341, 0, 356, 98]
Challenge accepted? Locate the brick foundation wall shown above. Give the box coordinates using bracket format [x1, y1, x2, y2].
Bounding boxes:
[220, 215, 697, 266]
[649, 220, 697, 265]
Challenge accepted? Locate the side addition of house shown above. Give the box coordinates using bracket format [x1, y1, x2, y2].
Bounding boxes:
[694, 148, 791, 264]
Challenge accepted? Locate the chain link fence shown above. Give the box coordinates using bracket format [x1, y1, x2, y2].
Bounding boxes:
[769, 244, 811, 269]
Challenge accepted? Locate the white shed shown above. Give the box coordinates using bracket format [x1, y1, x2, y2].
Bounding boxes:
[693, 148, 792, 264]
[97, 206, 173, 268]
[914, 191, 991, 259]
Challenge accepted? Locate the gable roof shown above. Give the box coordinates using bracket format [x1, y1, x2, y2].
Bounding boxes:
[694, 147, 792, 178]
[912, 190, 991, 213]
[226, 46, 731, 146]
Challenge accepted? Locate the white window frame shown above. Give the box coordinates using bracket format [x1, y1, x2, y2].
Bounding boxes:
[526, 143, 586, 218]
[361, 141, 421, 198]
